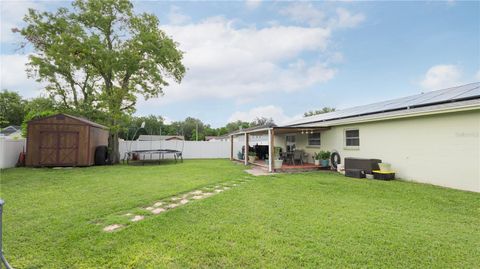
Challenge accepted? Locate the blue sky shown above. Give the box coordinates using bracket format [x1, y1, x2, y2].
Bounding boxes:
[1, 0, 479, 127]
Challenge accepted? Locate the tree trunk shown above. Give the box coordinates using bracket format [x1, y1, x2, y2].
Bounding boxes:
[108, 131, 120, 164]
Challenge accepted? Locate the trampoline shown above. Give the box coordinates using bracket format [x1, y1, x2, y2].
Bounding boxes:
[123, 149, 183, 164]
[123, 121, 185, 165]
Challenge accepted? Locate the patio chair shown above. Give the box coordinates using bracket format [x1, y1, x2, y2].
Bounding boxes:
[293, 150, 304, 165]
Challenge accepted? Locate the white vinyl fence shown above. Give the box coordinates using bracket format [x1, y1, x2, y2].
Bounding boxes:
[0, 138, 26, 169]
[0, 139, 230, 169]
[119, 140, 230, 160]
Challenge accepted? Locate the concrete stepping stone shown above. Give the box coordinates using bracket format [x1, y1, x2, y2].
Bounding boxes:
[131, 215, 144, 222]
[214, 189, 223, 193]
[124, 213, 133, 216]
[192, 195, 204, 200]
[166, 203, 179, 209]
[104, 224, 122, 232]
[145, 207, 154, 211]
[153, 202, 163, 207]
[152, 208, 166, 214]
[180, 199, 189, 205]
[171, 197, 180, 201]
[202, 192, 213, 198]
[223, 187, 230, 190]
[190, 190, 203, 195]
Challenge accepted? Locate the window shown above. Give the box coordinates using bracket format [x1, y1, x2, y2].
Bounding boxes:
[308, 133, 321, 146]
[345, 129, 360, 147]
[286, 135, 296, 151]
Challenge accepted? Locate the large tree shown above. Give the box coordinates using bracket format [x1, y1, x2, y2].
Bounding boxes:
[250, 117, 275, 127]
[19, 0, 185, 163]
[304, 107, 336, 117]
[0, 90, 26, 128]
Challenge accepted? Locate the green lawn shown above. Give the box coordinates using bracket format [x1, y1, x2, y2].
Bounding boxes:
[1, 160, 479, 268]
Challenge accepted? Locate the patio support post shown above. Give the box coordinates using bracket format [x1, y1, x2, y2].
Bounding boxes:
[268, 128, 274, 172]
[244, 133, 249, 165]
[230, 135, 233, 160]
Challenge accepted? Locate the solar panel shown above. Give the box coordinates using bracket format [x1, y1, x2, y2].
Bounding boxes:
[284, 82, 480, 126]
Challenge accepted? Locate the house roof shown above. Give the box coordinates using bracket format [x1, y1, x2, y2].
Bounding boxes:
[28, 113, 108, 129]
[231, 123, 277, 135]
[283, 82, 480, 127]
[0, 125, 21, 136]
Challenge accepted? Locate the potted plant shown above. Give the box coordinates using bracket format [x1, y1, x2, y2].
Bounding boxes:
[319, 150, 331, 167]
[313, 152, 321, 166]
[237, 151, 243, 160]
[248, 151, 257, 163]
[273, 147, 283, 169]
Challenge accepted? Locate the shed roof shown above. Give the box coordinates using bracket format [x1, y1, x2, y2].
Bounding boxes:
[283, 82, 480, 127]
[28, 113, 108, 129]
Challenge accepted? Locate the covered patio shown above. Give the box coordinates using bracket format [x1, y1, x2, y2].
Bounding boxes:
[229, 125, 330, 172]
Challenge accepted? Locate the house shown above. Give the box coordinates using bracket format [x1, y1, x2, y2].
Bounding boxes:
[26, 114, 109, 167]
[230, 82, 480, 192]
[0, 125, 22, 139]
[137, 135, 184, 141]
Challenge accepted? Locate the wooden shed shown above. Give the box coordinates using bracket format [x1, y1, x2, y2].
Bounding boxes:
[26, 114, 109, 167]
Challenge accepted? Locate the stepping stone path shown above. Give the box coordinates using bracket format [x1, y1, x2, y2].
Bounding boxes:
[104, 224, 123, 232]
[152, 208, 166, 214]
[101, 176, 254, 232]
[131, 215, 144, 222]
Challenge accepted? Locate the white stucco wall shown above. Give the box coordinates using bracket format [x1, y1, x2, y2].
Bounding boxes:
[275, 110, 480, 192]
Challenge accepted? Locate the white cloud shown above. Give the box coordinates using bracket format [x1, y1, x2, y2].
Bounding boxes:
[245, 0, 261, 10]
[280, 3, 365, 29]
[142, 17, 336, 105]
[280, 3, 326, 27]
[228, 105, 302, 125]
[167, 6, 191, 25]
[420, 64, 463, 91]
[475, 69, 480, 81]
[0, 54, 45, 98]
[333, 8, 365, 28]
[0, 0, 45, 43]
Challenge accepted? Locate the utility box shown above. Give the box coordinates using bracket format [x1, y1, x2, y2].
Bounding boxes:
[344, 158, 381, 174]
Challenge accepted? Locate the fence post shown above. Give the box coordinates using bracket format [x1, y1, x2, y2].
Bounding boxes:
[0, 199, 12, 269]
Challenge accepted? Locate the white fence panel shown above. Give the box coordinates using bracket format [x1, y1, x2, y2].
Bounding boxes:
[0, 138, 26, 169]
[119, 140, 230, 159]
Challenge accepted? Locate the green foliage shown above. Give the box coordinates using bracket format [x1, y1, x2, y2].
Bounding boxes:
[21, 110, 57, 137]
[2, 161, 479, 267]
[304, 107, 336, 117]
[24, 97, 57, 116]
[250, 117, 275, 127]
[0, 90, 26, 128]
[18, 0, 186, 162]
[319, 150, 331, 160]
[274, 146, 282, 159]
[248, 151, 257, 157]
[225, 120, 250, 133]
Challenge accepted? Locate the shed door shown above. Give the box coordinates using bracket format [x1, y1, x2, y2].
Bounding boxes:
[39, 132, 79, 166]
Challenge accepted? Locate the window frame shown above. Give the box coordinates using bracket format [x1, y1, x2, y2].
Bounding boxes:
[344, 128, 360, 149]
[307, 132, 321, 147]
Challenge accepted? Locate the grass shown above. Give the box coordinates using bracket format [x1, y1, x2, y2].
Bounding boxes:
[1, 160, 479, 268]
